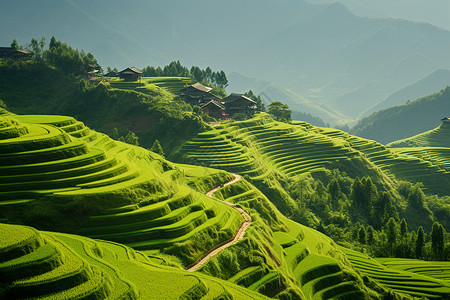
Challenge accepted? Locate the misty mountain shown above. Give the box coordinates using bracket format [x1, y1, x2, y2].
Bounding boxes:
[307, 0, 450, 31]
[228, 72, 350, 125]
[362, 69, 450, 118]
[2, 0, 450, 124]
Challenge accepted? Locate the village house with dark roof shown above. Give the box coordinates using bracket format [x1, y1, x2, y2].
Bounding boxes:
[441, 117, 450, 124]
[0, 47, 33, 59]
[118, 67, 143, 81]
[181, 83, 222, 106]
[201, 100, 226, 119]
[222, 93, 257, 117]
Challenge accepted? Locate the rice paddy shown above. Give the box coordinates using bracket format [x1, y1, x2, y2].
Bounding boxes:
[0, 223, 268, 299]
[108, 77, 192, 95]
[180, 113, 450, 195]
[0, 114, 243, 265]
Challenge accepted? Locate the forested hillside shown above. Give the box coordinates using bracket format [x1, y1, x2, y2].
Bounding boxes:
[352, 87, 450, 144]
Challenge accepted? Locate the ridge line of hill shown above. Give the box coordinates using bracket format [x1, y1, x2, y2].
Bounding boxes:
[187, 174, 252, 272]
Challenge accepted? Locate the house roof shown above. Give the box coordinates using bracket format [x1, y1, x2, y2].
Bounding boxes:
[104, 71, 118, 77]
[223, 93, 256, 104]
[190, 83, 213, 93]
[201, 100, 225, 110]
[0, 47, 33, 56]
[119, 67, 143, 75]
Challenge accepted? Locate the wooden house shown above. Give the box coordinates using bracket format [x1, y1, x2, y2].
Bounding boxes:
[201, 100, 226, 119]
[118, 67, 143, 81]
[0, 47, 33, 59]
[181, 83, 221, 106]
[223, 93, 257, 117]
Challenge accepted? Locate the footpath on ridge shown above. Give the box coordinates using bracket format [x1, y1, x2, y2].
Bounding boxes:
[187, 174, 252, 272]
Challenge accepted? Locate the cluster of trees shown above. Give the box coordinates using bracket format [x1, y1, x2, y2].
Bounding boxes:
[10, 37, 100, 76]
[284, 170, 448, 260]
[140, 61, 229, 89]
[354, 219, 448, 261]
[267, 101, 292, 122]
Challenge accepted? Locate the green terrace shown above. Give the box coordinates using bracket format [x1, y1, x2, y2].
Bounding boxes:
[0, 114, 246, 265]
[198, 178, 371, 299]
[108, 77, 192, 95]
[342, 248, 450, 299]
[0, 223, 268, 299]
[179, 113, 450, 195]
[388, 122, 450, 148]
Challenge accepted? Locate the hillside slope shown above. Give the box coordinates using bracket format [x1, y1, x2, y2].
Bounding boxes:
[178, 113, 450, 196]
[0, 223, 268, 299]
[352, 87, 450, 144]
[0, 63, 206, 153]
[0, 112, 243, 268]
[2, 112, 449, 298]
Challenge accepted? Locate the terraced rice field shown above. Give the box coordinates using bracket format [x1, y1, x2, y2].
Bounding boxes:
[0, 114, 243, 261]
[204, 179, 369, 299]
[108, 77, 192, 95]
[343, 248, 450, 299]
[388, 122, 450, 148]
[0, 223, 268, 299]
[180, 113, 450, 195]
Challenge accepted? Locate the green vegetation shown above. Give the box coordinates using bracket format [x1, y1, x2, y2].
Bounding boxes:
[177, 113, 449, 257]
[343, 248, 450, 299]
[139, 60, 229, 89]
[0, 223, 268, 299]
[0, 113, 244, 267]
[0, 61, 208, 152]
[388, 122, 450, 148]
[352, 87, 450, 144]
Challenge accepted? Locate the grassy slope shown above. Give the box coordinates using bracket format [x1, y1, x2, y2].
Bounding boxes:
[0, 223, 268, 300]
[108, 76, 193, 96]
[0, 63, 206, 152]
[178, 113, 450, 197]
[388, 122, 450, 148]
[0, 111, 401, 299]
[0, 113, 243, 267]
[1, 112, 448, 298]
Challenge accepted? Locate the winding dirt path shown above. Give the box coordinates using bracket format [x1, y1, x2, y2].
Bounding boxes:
[187, 174, 252, 272]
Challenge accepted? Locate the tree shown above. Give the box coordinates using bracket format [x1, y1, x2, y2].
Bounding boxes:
[415, 226, 425, 259]
[150, 139, 165, 157]
[367, 225, 375, 245]
[111, 128, 120, 140]
[382, 197, 399, 224]
[268, 101, 291, 122]
[358, 226, 366, 244]
[244, 90, 265, 112]
[10, 39, 19, 50]
[327, 178, 341, 211]
[386, 218, 398, 254]
[408, 184, 427, 210]
[124, 131, 139, 146]
[29, 37, 46, 61]
[214, 70, 228, 88]
[431, 222, 444, 260]
[399, 218, 408, 237]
